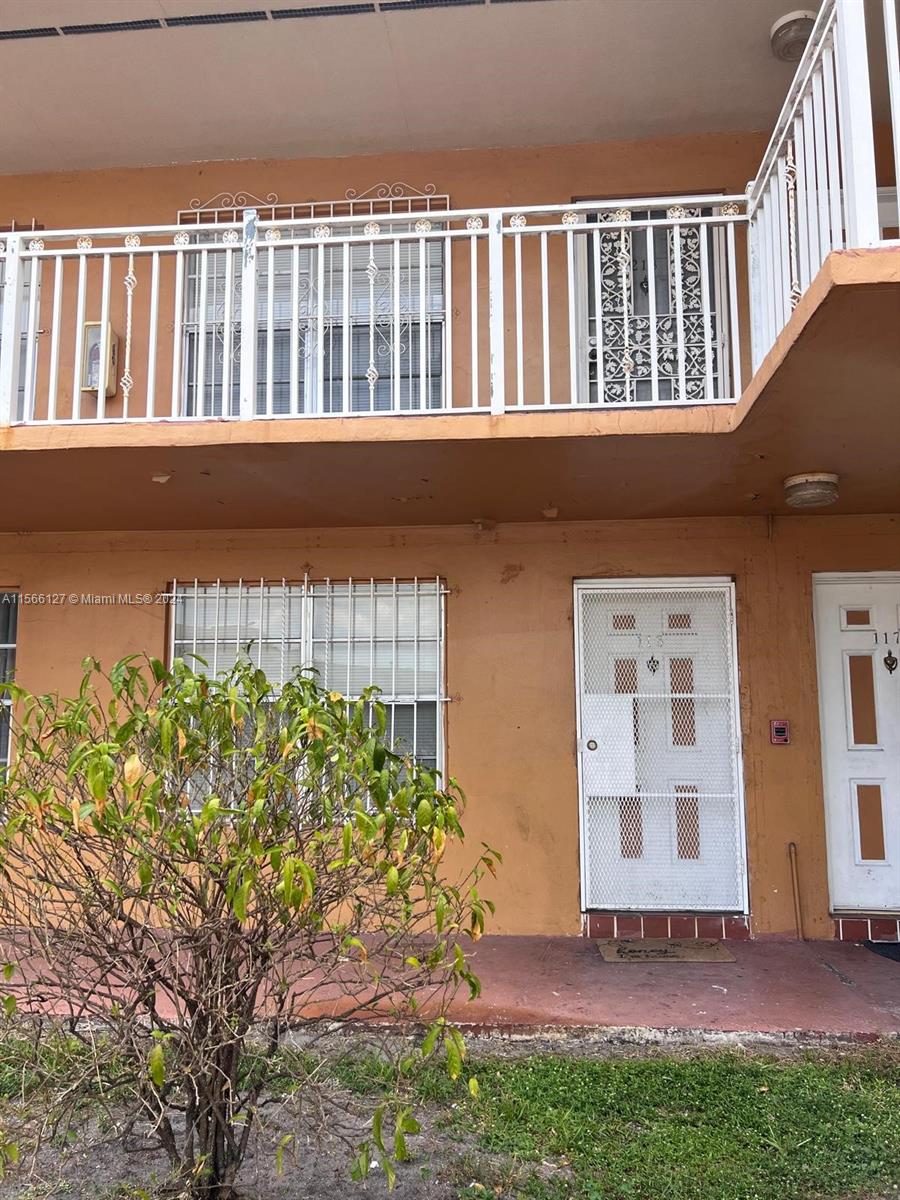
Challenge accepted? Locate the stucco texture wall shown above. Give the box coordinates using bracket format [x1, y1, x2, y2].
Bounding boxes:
[2, 512, 897, 940]
[1, 131, 765, 228]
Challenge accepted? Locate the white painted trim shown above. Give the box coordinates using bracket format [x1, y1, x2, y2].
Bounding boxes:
[814, 572, 900, 586]
[572, 575, 749, 915]
[575, 576, 735, 592]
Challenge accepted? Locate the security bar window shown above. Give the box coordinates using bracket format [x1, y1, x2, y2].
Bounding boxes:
[585, 206, 730, 404]
[170, 578, 446, 771]
[182, 230, 445, 418]
[0, 594, 17, 771]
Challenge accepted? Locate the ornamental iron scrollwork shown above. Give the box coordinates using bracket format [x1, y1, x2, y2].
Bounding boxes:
[588, 205, 720, 405]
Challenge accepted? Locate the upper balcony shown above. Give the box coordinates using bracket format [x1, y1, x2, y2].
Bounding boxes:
[0, 0, 898, 530]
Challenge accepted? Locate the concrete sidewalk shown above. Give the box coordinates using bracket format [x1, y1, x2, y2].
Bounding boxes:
[448, 936, 900, 1039]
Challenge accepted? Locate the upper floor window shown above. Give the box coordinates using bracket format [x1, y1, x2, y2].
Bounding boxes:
[180, 205, 447, 419]
[170, 577, 446, 771]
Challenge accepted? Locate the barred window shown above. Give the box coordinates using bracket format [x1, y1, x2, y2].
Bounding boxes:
[182, 230, 445, 418]
[0, 594, 17, 771]
[170, 578, 446, 771]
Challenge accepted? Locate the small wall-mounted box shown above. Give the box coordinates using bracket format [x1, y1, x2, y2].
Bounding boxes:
[770, 718, 791, 745]
[81, 322, 118, 398]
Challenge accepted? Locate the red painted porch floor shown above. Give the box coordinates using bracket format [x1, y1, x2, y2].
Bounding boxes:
[444, 936, 900, 1039]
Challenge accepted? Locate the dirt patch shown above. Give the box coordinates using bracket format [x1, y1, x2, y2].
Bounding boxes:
[4, 1092, 524, 1200]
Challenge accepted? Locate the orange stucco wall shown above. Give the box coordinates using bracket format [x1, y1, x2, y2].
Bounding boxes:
[2, 512, 897, 940]
[1, 131, 765, 227]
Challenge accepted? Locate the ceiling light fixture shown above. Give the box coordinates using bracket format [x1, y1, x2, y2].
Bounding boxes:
[770, 10, 816, 62]
[151, 472, 172, 484]
[783, 472, 839, 508]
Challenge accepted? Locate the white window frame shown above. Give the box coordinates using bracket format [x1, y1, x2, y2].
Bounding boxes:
[168, 576, 448, 774]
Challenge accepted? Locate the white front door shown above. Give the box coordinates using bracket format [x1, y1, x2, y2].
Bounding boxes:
[814, 574, 900, 912]
[574, 579, 747, 912]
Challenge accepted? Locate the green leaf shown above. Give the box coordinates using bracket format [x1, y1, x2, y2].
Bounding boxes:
[468, 1076, 480, 1098]
[137, 859, 153, 893]
[350, 1145, 370, 1182]
[421, 1019, 443, 1058]
[383, 1157, 396, 1191]
[393, 1127, 408, 1162]
[416, 798, 433, 829]
[275, 1134, 294, 1175]
[2, 995, 16, 1018]
[385, 865, 399, 896]
[148, 1043, 165, 1089]
[372, 1105, 385, 1153]
[445, 1032, 462, 1080]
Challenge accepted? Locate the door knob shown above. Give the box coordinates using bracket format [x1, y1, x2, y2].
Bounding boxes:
[586, 739, 598, 751]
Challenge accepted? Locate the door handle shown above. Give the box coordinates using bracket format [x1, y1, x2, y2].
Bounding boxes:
[586, 739, 598, 751]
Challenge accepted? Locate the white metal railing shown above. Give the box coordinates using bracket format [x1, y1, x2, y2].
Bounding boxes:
[748, 0, 900, 369]
[0, 197, 746, 425]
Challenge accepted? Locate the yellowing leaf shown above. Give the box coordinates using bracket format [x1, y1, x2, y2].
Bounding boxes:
[123, 754, 143, 787]
[70, 799, 80, 832]
[328, 691, 343, 703]
[307, 717, 324, 740]
[468, 1076, 480, 1098]
[177, 728, 187, 755]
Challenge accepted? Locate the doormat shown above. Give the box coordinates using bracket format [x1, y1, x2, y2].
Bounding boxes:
[864, 940, 900, 963]
[596, 938, 735, 963]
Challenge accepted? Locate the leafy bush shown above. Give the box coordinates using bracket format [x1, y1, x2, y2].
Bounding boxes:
[0, 655, 497, 1197]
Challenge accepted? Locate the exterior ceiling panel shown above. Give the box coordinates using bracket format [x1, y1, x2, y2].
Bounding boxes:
[0, 0, 802, 174]
[1, 256, 897, 532]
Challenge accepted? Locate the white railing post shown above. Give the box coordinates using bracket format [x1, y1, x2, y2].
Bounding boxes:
[0, 234, 24, 426]
[239, 208, 258, 419]
[746, 181, 763, 372]
[834, 0, 880, 246]
[487, 208, 505, 414]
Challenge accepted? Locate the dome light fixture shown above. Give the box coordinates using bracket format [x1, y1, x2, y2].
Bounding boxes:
[770, 10, 817, 61]
[783, 472, 840, 508]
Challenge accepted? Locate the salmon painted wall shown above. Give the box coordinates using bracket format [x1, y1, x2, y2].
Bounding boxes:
[1, 512, 897, 940]
[0, 131, 766, 227]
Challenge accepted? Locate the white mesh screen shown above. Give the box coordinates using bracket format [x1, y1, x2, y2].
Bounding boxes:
[578, 585, 744, 912]
[170, 578, 445, 770]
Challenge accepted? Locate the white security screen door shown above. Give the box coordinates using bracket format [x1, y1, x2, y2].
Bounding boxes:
[575, 579, 746, 912]
[814, 574, 900, 912]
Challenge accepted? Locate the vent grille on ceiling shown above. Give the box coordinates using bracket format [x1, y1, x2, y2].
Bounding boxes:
[272, 4, 376, 15]
[0, 0, 550, 42]
[0, 26, 60, 40]
[382, 1, 485, 10]
[60, 19, 163, 34]
[166, 10, 268, 25]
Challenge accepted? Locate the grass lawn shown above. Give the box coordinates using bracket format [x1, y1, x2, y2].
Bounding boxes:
[2, 1040, 900, 1199]
[333, 1047, 900, 1200]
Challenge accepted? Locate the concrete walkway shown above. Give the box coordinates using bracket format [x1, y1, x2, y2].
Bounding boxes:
[449, 936, 900, 1039]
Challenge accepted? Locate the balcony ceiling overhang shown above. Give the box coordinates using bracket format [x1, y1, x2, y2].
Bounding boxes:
[1, 250, 898, 533]
[0, 0, 805, 175]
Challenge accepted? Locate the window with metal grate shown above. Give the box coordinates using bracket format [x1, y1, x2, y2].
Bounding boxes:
[170, 577, 447, 771]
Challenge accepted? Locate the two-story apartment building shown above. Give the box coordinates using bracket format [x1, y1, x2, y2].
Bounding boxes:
[0, 0, 898, 944]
